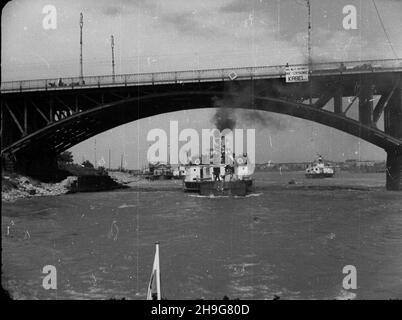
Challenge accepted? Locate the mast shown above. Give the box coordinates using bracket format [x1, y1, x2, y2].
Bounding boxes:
[155, 242, 161, 300]
[108, 148, 111, 170]
[94, 139, 97, 168]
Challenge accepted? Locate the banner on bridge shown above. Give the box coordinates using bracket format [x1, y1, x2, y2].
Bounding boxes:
[285, 66, 309, 83]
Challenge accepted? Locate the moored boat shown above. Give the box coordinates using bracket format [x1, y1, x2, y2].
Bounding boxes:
[144, 162, 173, 180]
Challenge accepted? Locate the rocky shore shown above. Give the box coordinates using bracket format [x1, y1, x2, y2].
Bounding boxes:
[2, 171, 127, 202]
[2, 174, 76, 202]
[2, 169, 186, 202]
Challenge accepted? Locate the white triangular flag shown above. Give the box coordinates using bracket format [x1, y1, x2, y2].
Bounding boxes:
[146, 242, 161, 300]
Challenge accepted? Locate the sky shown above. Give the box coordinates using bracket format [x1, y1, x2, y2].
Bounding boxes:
[2, 0, 402, 169]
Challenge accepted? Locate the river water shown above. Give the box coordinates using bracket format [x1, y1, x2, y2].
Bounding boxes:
[2, 172, 402, 300]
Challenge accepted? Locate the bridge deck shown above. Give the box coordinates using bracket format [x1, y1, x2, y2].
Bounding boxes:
[2, 59, 402, 93]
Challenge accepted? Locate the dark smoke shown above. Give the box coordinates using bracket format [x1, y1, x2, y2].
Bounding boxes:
[211, 83, 249, 131]
[212, 83, 288, 131]
[212, 107, 237, 131]
[238, 110, 288, 131]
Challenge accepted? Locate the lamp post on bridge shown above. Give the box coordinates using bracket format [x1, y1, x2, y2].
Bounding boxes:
[306, 0, 312, 72]
[306, 0, 313, 105]
[79, 12, 84, 85]
[111, 35, 115, 82]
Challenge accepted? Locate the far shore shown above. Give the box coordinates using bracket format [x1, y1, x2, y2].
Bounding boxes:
[1, 171, 130, 202]
[1, 170, 188, 203]
[2, 169, 387, 203]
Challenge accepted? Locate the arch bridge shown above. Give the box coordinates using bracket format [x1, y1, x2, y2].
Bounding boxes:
[1, 59, 402, 189]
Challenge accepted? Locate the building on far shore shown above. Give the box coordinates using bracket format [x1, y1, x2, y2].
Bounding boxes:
[256, 162, 310, 172]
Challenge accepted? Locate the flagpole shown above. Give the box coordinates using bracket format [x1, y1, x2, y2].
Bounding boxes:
[147, 241, 161, 300]
[155, 242, 161, 300]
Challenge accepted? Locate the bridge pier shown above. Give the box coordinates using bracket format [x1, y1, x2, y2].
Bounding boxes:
[386, 153, 402, 191]
[334, 86, 343, 114]
[21, 152, 63, 182]
[358, 77, 374, 126]
[385, 74, 402, 191]
[2, 150, 66, 182]
[1, 152, 17, 172]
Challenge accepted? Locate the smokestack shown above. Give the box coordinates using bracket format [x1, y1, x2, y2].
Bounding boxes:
[209, 148, 214, 164]
[213, 134, 221, 165]
[221, 136, 225, 164]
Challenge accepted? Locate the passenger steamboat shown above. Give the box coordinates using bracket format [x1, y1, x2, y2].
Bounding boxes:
[305, 155, 335, 178]
[183, 136, 254, 196]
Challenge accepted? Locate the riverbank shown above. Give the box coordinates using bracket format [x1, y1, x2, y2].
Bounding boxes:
[2, 173, 74, 202]
[2, 170, 389, 203]
[1, 170, 129, 202]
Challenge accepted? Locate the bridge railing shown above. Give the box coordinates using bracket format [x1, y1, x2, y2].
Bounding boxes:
[310, 59, 402, 73]
[1, 59, 401, 93]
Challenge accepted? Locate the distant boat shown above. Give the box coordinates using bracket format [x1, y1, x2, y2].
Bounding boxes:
[144, 162, 173, 180]
[172, 166, 186, 180]
[305, 155, 335, 178]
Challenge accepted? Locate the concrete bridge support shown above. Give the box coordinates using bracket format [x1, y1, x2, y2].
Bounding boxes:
[359, 77, 374, 126]
[2, 149, 65, 182]
[386, 153, 402, 191]
[385, 75, 402, 191]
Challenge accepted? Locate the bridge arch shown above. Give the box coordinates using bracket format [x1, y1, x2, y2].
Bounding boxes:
[3, 90, 402, 157]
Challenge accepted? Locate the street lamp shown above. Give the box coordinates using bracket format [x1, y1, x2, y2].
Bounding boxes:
[111, 35, 115, 82]
[306, 0, 313, 105]
[79, 12, 84, 84]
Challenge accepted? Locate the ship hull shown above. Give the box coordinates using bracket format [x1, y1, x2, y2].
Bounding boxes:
[184, 180, 253, 196]
[145, 174, 173, 181]
[305, 173, 334, 178]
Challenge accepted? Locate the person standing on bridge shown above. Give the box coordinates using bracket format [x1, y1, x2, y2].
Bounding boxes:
[58, 78, 65, 87]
